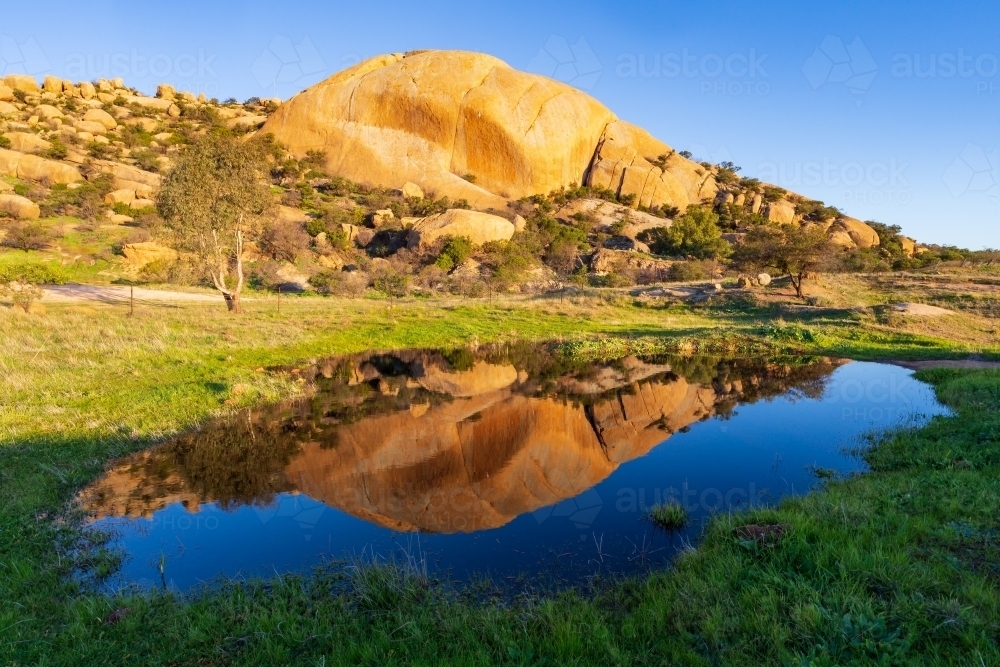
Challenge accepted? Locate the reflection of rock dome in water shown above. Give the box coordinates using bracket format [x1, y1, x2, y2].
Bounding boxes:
[78, 350, 839, 533]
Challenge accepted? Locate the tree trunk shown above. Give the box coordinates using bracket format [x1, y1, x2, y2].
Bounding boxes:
[223, 292, 241, 313]
[789, 273, 804, 298]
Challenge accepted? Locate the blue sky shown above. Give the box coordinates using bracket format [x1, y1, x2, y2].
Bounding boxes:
[3, 0, 998, 247]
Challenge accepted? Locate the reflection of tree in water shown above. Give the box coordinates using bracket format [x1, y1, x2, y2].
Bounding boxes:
[164, 415, 299, 509]
[85, 348, 842, 516]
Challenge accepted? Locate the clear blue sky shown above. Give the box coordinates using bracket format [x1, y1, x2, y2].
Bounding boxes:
[4, 0, 998, 247]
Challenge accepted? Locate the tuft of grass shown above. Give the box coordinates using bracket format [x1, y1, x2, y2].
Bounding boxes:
[649, 500, 689, 529]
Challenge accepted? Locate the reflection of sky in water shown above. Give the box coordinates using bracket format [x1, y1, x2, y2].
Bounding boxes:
[88, 360, 947, 593]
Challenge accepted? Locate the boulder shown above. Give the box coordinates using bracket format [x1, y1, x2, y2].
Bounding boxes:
[129, 198, 155, 209]
[74, 120, 108, 135]
[42, 75, 62, 94]
[401, 181, 424, 199]
[406, 209, 515, 249]
[156, 84, 176, 100]
[34, 104, 62, 120]
[0, 101, 17, 115]
[83, 108, 118, 130]
[121, 242, 178, 266]
[92, 161, 161, 188]
[372, 209, 394, 227]
[0, 194, 40, 219]
[0, 148, 83, 184]
[757, 273, 771, 286]
[4, 75, 39, 93]
[112, 178, 155, 198]
[0, 84, 12, 101]
[96, 92, 116, 104]
[261, 50, 619, 209]
[900, 236, 916, 256]
[765, 198, 797, 224]
[5, 132, 51, 154]
[585, 120, 718, 209]
[79, 81, 96, 99]
[603, 235, 649, 253]
[831, 217, 879, 249]
[75, 131, 94, 143]
[513, 213, 526, 232]
[125, 95, 174, 112]
[340, 223, 375, 247]
[225, 114, 266, 128]
[128, 117, 159, 132]
[167, 104, 181, 118]
[413, 359, 518, 397]
[104, 189, 136, 204]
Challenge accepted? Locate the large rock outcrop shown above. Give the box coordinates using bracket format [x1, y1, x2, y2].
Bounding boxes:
[406, 209, 515, 248]
[261, 50, 715, 211]
[0, 148, 82, 184]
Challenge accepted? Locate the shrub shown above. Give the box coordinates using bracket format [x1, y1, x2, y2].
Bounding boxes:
[372, 269, 410, 299]
[795, 199, 840, 223]
[131, 149, 160, 173]
[0, 134, 10, 149]
[840, 248, 890, 273]
[645, 206, 731, 259]
[87, 142, 116, 159]
[667, 259, 716, 282]
[2, 222, 53, 251]
[0, 262, 68, 284]
[590, 272, 632, 288]
[434, 235, 473, 271]
[45, 139, 68, 160]
[259, 222, 311, 262]
[309, 270, 368, 297]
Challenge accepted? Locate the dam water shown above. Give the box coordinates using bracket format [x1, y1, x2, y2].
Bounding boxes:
[78, 345, 948, 592]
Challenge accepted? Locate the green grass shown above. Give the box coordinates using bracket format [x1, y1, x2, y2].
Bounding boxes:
[649, 501, 690, 530]
[2, 296, 999, 665]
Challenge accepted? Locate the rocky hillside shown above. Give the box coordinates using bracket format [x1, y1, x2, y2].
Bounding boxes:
[0, 54, 932, 298]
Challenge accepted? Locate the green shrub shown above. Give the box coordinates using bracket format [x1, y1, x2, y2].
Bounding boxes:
[87, 142, 115, 159]
[0, 261, 69, 284]
[667, 260, 716, 282]
[45, 139, 68, 160]
[646, 206, 731, 259]
[434, 235, 473, 271]
[0, 134, 10, 149]
[131, 148, 160, 172]
[590, 272, 632, 288]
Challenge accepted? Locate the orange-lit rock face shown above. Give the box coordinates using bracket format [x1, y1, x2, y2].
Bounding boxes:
[78, 352, 839, 534]
[259, 50, 718, 212]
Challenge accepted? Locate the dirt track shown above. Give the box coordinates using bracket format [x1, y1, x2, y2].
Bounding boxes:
[42, 284, 225, 304]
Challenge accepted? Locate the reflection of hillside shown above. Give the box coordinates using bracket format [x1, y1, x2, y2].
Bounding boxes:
[79, 350, 841, 533]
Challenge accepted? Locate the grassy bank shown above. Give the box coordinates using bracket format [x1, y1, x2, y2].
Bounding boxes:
[2, 293, 999, 664]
